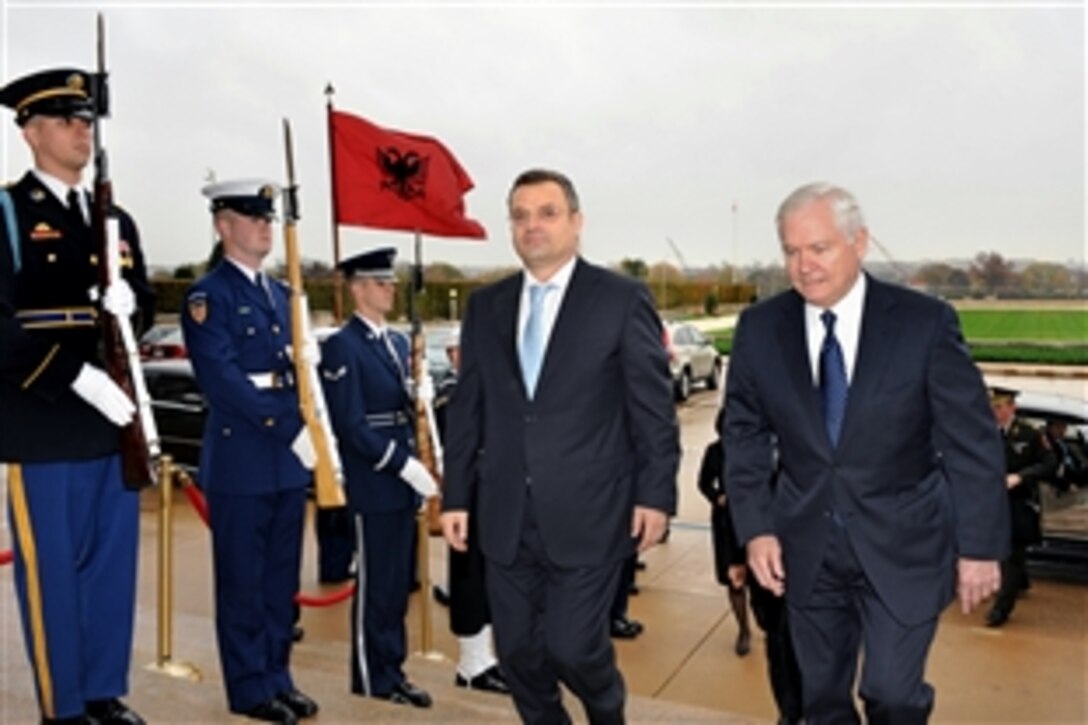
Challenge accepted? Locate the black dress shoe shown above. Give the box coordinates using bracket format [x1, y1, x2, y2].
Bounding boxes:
[735, 629, 751, 656]
[455, 664, 511, 695]
[277, 689, 319, 718]
[986, 608, 1009, 628]
[237, 699, 298, 724]
[433, 584, 451, 607]
[610, 616, 644, 639]
[85, 698, 145, 725]
[291, 625, 304, 642]
[376, 680, 433, 708]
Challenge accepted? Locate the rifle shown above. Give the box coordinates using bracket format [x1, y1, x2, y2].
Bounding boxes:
[91, 13, 159, 489]
[408, 235, 444, 535]
[282, 119, 345, 509]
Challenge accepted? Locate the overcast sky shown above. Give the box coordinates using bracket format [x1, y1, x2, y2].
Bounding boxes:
[1, 1, 1083, 273]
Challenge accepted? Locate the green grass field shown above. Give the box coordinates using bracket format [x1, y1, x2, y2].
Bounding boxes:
[955, 309, 1087, 342]
[709, 307, 1087, 365]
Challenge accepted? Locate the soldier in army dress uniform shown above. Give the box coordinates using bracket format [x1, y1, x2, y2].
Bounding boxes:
[182, 180, 319, 724]
[319, 247, 438, 708]
[0, 68, 154, 725]
[986, 386, 1058, 628]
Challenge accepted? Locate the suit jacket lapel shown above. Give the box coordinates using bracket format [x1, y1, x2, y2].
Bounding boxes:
[535, 258, 599, 398]
[491, 273, 524, 398]
[839, 276, 898, 447]
[778, 291, 826, 447]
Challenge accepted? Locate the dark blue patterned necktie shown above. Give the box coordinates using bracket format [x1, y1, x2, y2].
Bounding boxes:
[820, 310, 848, 447]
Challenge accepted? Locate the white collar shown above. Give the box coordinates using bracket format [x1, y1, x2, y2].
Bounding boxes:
[355, 312, 387, 337]
[32, 168, 85, 205]
[225, 256, 261, 284]
[522, 254, 577, 293]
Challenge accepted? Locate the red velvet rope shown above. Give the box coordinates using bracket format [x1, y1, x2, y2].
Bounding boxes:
[175, 470, 356, 607]
[0, 549, 12, 566]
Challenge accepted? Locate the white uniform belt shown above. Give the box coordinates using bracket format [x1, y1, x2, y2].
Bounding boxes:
[366, 411, 410, 428]
[247, 371, 294, 390]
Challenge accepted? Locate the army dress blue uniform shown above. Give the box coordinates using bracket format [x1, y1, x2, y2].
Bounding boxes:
[0, 69, 154, 723]
[182, 257, 311, 714]
[321, 313, 422, 697]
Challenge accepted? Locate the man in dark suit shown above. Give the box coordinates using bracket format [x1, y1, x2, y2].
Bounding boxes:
[183, 179, 319, 724]
[1, 67, 153, 725]
[441, 168, 680, 725]
[723, 182, 1008, 724]
[319, 247, 437, 708]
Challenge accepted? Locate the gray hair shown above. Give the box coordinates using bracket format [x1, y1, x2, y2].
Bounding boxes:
[775, 182, 866, 241]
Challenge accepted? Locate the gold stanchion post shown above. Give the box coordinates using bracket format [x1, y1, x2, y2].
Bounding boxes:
[414, 507, 446, 661]
[146, 455, 201, 680]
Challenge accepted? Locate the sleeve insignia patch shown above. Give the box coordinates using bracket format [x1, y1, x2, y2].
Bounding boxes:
[322, 365, 347, 382]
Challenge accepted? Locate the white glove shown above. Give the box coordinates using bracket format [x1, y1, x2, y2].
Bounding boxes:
[291, 427, 317, 470]
[416, 372, 435, 405]
[399, 456, 439, 497]
[71, 363, 135, 427]
[287, 338, 321, 367]
[102, 279, 136, 317]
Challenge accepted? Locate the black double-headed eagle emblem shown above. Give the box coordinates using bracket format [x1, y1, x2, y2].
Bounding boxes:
[377, 147, 429, 201]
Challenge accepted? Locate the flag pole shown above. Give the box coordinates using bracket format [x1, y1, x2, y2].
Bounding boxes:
[410, 229, 445, 660]
[325, 83, 344, 323]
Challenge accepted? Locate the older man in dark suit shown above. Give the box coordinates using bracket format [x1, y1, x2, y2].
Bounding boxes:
[723, 182, 1008, 724]
[441, 168, 679, 725]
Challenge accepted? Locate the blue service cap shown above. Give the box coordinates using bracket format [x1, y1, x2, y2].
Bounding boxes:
[0, 68, 95, 126]
[202, 179, 280, 220]
[338, 247, 397, 280]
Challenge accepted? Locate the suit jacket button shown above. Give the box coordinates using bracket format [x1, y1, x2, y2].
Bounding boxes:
[525, 476, 532, 486]
[264, 417, 275, 427]
[222, 427, 231, 437]
[271, 324, 280, 334]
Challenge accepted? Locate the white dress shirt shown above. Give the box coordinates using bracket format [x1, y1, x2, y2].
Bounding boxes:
[517, 254, 577, 361]
[805, 272, 867, 384]
[33, 168, 88, 224]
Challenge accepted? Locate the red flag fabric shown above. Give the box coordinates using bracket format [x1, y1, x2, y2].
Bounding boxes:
[330, 110, 486, 239]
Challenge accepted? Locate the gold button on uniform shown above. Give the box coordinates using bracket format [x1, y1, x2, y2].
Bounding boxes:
[264, 417, 275, 427]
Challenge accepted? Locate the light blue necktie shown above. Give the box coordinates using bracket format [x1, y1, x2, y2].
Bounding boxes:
[520, 284, 553, 397]
[819, 310, 848, 447]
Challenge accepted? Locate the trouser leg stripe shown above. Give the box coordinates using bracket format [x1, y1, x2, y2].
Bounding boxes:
[354, 513, 371, 696]
[9, 464, 55, 718]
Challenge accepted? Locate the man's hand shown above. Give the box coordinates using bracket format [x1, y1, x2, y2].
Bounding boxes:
[442, 511, 469, 552]
[70, 363, 135, 427]
[747, 534, 785, 596]
[957, 558, 1000, 614]
[631, 506, 668, 552]
[727, 564, 747, 590]
[1006, 473, 1022, 489]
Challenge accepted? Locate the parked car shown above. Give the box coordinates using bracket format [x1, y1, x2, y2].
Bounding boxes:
[142, 359, 204, 472]
[1014, 391, 1088, 580]
[139, 324, 187, 360]
[663, 322, 721, 402]
[142, 326, 457, 474]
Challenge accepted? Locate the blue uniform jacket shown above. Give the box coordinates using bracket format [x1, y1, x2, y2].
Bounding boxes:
[181, 261, 308, 495]
[321, 316, 420, 514]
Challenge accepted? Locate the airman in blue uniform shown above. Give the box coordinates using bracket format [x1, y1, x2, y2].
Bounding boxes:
[182, 179, 319, 724]
[0, 67, 152, 725]
[320, 247, 437, 708]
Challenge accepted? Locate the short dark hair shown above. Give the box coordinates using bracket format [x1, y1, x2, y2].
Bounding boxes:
[507, 168, 580, 214]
